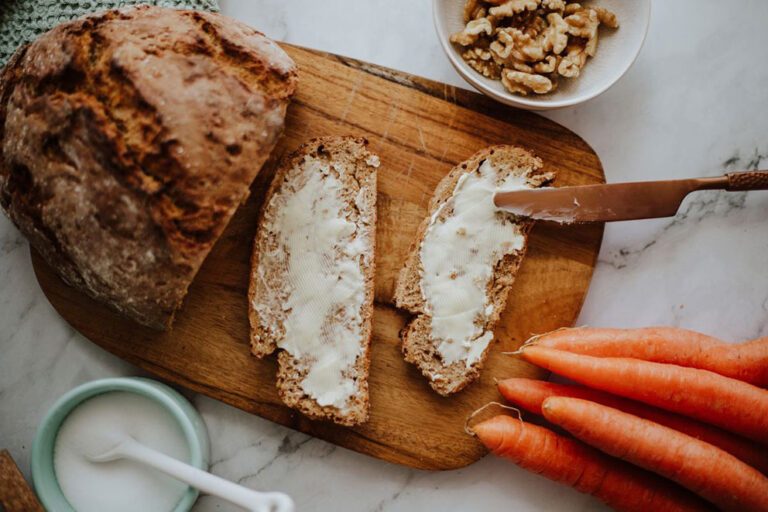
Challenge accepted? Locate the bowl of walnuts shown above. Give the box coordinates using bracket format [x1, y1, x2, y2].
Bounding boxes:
[435, 0, 651, 110]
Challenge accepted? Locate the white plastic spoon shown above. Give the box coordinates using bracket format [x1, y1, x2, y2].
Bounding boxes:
[88, 436, 294, 512]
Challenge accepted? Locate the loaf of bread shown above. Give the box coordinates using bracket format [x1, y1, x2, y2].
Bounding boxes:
[0, 6, 297, 329]
[394, 146, 554, 395]
[249, 136, 379, 426]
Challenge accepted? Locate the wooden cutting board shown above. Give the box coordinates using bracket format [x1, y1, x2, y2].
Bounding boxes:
[31, 44, 605, 470]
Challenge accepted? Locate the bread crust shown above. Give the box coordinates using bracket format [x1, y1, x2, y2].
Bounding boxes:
[249, 136, 378, 426]
[0, 6, 297, 329]
[393, 146, 554, 395]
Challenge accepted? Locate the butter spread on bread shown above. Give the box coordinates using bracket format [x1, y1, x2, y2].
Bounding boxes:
[421, 159, 531, 367]
[249, 137, 378, 426]
[394, 146, 554, 395]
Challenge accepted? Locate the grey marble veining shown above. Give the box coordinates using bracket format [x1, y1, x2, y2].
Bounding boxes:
[2, 1, 767, 511]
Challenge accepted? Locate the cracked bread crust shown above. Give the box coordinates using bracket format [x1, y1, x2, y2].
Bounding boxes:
[393, 146, 554, 396]
[249, 136, 378, 426]
[0, 6, 297, 329]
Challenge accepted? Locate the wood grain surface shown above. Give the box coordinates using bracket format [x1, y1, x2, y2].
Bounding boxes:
[0, 450, 44, 512]
[31, 44, 605, 470]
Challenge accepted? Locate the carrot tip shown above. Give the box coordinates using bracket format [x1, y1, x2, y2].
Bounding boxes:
[513, 329, 558, 353]
[523, 325, 591, 347]
[465, 402, 522, 436]
[505, 324, 591, 356]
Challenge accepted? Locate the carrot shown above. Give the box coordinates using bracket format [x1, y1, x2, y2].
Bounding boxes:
[529, 327, 768, 387]
[498, 378, 768, 473]
[521, 346, 768, 443]
[541, 396, 768, 511]
[472, 415, 711, 512]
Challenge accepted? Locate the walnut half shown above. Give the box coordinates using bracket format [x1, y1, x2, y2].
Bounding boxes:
[501, 69, 554, 95]
[450, 17, 494, 46]
[462, 47, 503, 79]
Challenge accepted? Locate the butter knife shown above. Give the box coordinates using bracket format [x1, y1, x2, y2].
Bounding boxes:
[494, 171, 768, 223]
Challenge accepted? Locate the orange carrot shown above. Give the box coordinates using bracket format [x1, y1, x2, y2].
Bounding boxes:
[521, 346, 768, 443]
[542, 397, 768, 511]
[473, 415, 710, 512]
[530, 327, 768, 387]
[498, 378, 768, 473]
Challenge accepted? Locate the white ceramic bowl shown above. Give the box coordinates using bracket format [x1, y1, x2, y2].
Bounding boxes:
[434, 0, 651, 110]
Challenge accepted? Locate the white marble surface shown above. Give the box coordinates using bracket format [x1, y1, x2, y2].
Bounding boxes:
[2, 1, 768, 510]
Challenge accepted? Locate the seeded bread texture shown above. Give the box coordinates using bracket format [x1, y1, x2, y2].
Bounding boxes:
[393, 146, 553, 396]
[249, 136, 378, 426]
[0, 6, 297, 329]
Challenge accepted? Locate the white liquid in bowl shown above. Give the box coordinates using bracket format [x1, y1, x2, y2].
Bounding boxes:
[54, 391, 191, 512]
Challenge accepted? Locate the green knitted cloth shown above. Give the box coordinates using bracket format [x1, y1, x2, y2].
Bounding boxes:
[0, 0, 220, 67]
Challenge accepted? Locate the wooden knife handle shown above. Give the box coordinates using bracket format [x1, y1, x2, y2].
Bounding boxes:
[726, 171, 768, 191]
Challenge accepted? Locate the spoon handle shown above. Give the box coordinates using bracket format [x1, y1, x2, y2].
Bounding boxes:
[119, 439, 294, 512]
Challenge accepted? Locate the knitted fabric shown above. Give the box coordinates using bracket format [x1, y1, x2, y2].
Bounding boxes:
[0, 0, 220, 67]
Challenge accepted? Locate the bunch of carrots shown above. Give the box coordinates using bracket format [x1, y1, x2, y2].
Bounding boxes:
[469, 327, 768, 512]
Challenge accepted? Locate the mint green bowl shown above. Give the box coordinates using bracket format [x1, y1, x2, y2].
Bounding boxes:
[32, 377, 210, 512]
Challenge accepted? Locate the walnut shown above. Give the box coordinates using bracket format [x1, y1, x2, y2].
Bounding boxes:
[564, 8, 600, 56]
[496, 27, 545, 62]
[593, 6, 619, 28]
[501, 74, 529, 95]
[558, 42, 587, 77]
[533, 55, 558, 73]
[489, 41, 534, 73]
[541, 0, 566, 11]
[489, 39, 510, 60]
[488, 0, 540, 18]
[450, 0, 618, 95]
[450, 17, 494, 46]
[501, 69, 554, 95]
[542, 13, 569, 54]
[564, 8, 599, 40]
[469, 6, 489, 21]
[564, 3, 582, 15]
[463, 0, 507, 19]
[511, 59, 535, 73]
[463, 0, 479, 22]
[462, 47, 502, 79]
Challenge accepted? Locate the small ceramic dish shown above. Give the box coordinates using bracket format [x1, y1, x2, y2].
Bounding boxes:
[32, 377, 210, 512]
[433, 0, 651, 110]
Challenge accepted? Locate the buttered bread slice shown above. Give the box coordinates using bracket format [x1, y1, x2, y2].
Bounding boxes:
[249, 136, 379, 426]
[394, 146, 553, 396]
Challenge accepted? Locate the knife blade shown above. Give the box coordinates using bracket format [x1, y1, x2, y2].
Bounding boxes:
[493, 171, 768, 223]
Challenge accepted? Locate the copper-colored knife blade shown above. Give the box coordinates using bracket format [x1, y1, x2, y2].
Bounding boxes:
[494, 177, 729, 223]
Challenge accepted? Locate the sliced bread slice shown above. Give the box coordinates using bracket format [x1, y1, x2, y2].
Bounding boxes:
[249, 136, 379, 426]
[394, 146, 553, 396]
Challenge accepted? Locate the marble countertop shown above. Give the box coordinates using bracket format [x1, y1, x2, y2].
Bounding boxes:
[2, 1, 767, 510]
